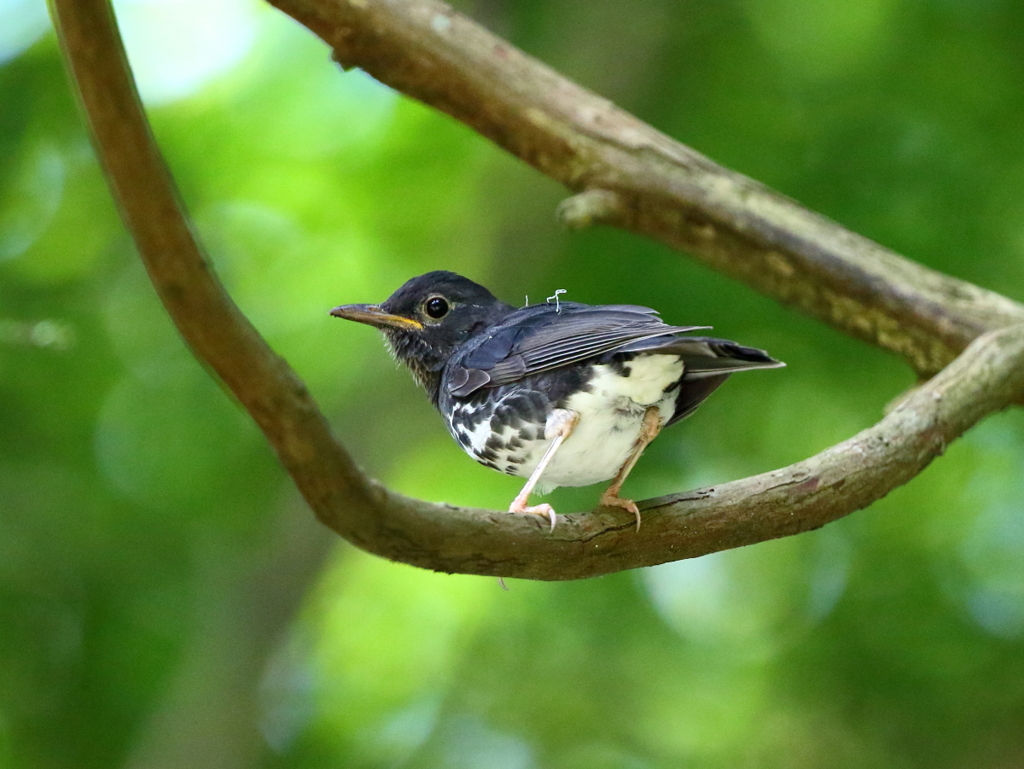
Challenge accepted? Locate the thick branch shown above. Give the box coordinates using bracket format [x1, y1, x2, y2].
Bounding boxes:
[334, 325, 1024, 579]
[48, 0, 1024, 581]
[266, 0, 1024, 377]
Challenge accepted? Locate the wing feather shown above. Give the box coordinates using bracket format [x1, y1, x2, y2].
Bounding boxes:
[446, 302, 711, 396]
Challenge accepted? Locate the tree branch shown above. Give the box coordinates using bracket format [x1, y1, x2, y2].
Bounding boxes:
[266, 0, 1024, 378]
[48, 0, 385, 534]
[48, 0, 1024, 581]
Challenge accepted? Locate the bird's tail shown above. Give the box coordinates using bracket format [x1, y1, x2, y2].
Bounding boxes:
[676, 337, 785, 379]
[656, 336, 784, 426]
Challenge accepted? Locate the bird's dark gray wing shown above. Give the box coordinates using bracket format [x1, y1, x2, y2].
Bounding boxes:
[446, 303, 708, 397]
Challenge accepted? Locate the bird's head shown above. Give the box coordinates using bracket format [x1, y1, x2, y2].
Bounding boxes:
[330, 271, 514, 398]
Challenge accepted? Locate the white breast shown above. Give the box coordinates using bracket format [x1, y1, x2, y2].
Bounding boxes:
[522, 355, 683, 490]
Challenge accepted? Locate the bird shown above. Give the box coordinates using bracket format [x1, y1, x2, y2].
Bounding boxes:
[330, 271, 783, 531]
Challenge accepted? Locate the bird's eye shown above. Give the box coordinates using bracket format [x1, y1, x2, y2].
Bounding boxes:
[424, 296, 450, 319]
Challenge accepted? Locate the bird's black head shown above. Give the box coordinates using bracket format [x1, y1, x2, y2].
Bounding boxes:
[330, 271, 514, 400]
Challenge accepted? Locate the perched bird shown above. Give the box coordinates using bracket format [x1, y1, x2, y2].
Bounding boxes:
[331, 271, 783, 531]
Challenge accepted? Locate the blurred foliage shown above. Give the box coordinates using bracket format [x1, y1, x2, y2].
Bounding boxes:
[2, 0, 1024, 767]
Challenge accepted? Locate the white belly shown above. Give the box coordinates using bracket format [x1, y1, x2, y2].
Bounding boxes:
[518, 355, 683, 490]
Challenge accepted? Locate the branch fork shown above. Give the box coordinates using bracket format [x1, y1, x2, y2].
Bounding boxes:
[49, 0, 1024, 580]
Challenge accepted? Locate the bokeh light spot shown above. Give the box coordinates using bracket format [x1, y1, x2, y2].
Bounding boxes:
[0, 0, 49, 65]
[113, 0, 260, 105]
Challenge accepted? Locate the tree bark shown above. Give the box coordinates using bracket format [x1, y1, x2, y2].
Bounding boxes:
[48, 0, 1024, 580]
[264, 0, 1024, 378]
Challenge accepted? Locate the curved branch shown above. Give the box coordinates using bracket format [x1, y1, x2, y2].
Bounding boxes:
[48, 0, 385, 529]
[48, 0, 1024, 581]
[266, 0, 1024, 378]
[334, 325, 1024, 579]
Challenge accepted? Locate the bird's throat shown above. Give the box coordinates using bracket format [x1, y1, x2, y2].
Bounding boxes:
[406, 358, 443, 404]
[382, 330, 445, 404]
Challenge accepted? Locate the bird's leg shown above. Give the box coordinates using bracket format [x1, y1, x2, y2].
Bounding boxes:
[509, 408, 579, 532]
[600, 406, 663, 531]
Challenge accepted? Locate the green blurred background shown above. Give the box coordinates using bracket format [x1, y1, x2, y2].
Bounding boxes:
[3, 0, 1024, 766]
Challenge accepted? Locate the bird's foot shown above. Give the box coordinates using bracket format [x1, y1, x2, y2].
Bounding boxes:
[599, 490, 642, 532]
[509, 499, 557, 532]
